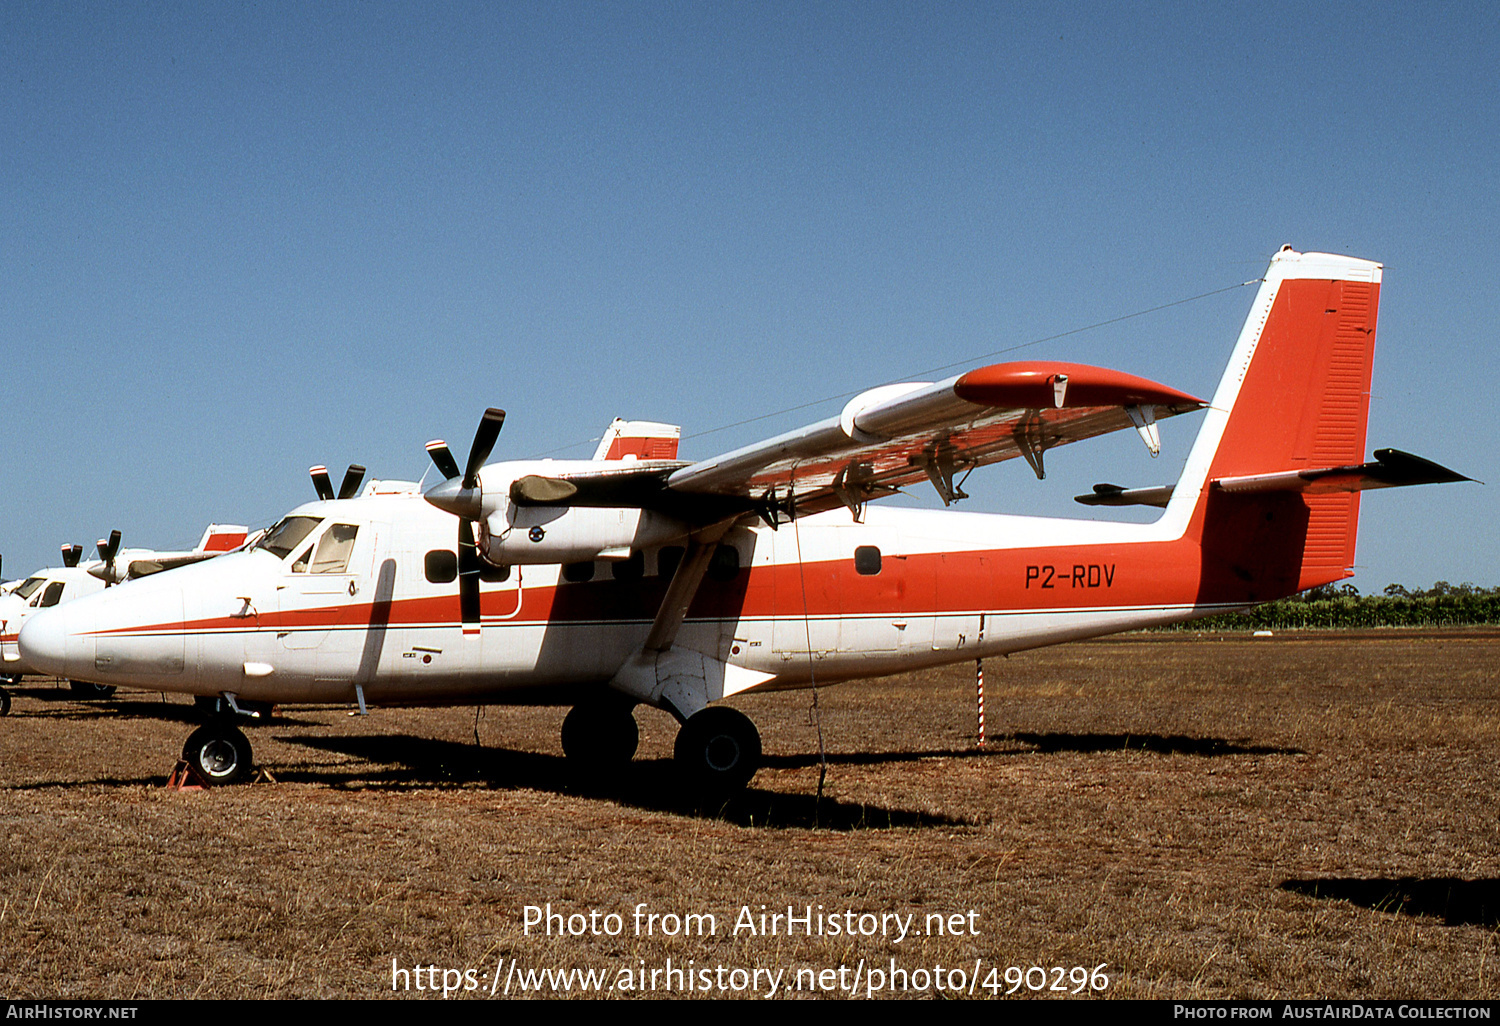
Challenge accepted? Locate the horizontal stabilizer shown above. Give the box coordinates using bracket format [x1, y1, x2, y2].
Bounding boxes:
[1213, 448, 1474, 496]
[1074, 482, 1175, 508]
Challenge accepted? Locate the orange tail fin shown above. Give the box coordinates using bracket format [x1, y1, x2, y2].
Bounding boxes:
[1165, 248, 1382, 598]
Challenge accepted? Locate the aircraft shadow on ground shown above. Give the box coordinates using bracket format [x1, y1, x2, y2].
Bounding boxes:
[1279, 877, 1500, 927]
[1007, 732, 1302, 757]
[750, 729, 1302, 768]
[6, 698, 324, 728]
[763, 746, 1008, 770]
[282, 733, 972, 831]
[759, 732, 1298, 770]
[10, 774, 166, 790]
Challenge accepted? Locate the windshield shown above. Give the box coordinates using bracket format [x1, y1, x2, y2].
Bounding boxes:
[15, 577, 45, 600]
[253, 517, 323, 560]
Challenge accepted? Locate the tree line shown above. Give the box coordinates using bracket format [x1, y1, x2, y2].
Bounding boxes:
[1162, 582, 1500, 630]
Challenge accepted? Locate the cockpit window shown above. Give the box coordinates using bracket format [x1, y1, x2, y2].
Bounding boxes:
[254, 517, 323, 559]
[310, 524, 359, 574]
[15, 577, 45, 600]
[39, 582, 65, 607]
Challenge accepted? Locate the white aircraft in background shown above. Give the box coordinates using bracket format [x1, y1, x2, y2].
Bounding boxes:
[0, 524, 248, 709]
[19, 249, 1469, 792]
[0, 470, 373, 704]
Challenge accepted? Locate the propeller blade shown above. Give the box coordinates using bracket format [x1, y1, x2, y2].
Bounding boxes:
[463, 408, 506, 489]
[425, 440, 461, 481]
[60, 544, 81, 568]
[97, 530, 122, 586]
[309, 465, 335, 501]
[338, 464, 367, 500]
[457, 519, 481, 627]
[428, 408, 506, 630]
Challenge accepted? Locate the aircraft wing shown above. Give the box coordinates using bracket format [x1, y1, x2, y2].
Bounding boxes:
[509, 360, 1204, 522]
[124, 552, 223, 580]
[664, 360, 1205, 518]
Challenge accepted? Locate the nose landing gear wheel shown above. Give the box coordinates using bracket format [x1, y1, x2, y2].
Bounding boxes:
[0, 687, 10, 716]
[674, 706, 761, 798]
[181, 723, 254, 785]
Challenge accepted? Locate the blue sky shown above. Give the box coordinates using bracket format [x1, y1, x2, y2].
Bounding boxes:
[2, 2, 1495, 591]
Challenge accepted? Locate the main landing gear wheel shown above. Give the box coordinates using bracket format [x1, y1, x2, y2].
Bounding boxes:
[561, 701, 640, 771]
[181, 723, 254, 785]
[674, 706, 761, 798]
[0, 687, 10, 716]
[69, 680, 117, 699]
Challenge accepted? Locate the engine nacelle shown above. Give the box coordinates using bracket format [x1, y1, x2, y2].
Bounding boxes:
[480, 505, 691, 565]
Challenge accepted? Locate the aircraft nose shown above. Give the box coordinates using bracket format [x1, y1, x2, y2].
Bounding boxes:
[18, 603, 91, 679]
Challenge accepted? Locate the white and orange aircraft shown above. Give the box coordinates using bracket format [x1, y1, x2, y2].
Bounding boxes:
[17, 249, 1468, 792]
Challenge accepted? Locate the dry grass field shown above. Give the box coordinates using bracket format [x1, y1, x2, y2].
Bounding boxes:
[2, 630, 1499, 1000]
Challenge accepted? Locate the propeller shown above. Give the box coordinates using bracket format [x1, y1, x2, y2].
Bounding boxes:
[309, 464, 367, 501]
[424, 408, 506, 628]
[424, 408, 505, 514]
[95, 530, 122, 586]
[60, 544, 83, 568]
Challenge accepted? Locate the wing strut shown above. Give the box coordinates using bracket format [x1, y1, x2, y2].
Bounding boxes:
[607, 519, 764, 721]
[641, 533, 723, 653]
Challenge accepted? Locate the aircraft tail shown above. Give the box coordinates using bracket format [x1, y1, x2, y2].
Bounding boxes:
[194, 524, 250, 553]
[1163, 247, 1383, 598]
[593, 419, 681, 461]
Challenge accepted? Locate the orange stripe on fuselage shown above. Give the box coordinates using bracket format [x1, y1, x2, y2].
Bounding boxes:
[82, 526, 1313, 643]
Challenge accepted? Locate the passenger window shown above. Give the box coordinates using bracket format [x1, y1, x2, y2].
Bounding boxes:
[707, 544, 741, 582]
[425, 550, 457, 584]
[657, 546, 684, 581]
[611, 551, 644, 582]
[39, 582, 65, 607]
[310, 524, 359, 574]
[479, 562, 511, 583]
[854, 546, 882, 575]
[562, 561, 595, 583]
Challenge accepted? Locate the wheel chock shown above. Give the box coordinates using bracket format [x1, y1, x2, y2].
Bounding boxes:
[165, 759, 211, 791]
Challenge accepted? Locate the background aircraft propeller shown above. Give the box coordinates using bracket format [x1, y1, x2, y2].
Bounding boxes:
[95, 530, 122, 586]
[309, 464, 367, 501]
[424, 408, 505, 628]
[60, 544, 83, 568]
